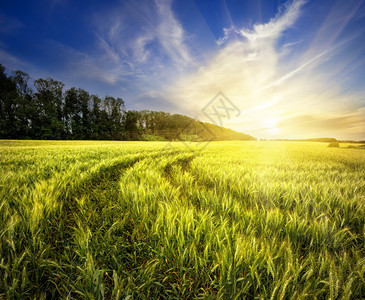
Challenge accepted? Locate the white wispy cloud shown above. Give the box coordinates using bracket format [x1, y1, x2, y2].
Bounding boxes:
[96, 33, 122, 64]
[216, 27, 237, 46]
[238, 0, 305, 42]
[256, 47, 332, 93]
[30, 39, 137, 87]
[1, 0, 194, 110]
[155, 0, 192, 66]
[162, 0, 307, 113]
[94, 0, 192, 75]
[159, 0, 365, 139]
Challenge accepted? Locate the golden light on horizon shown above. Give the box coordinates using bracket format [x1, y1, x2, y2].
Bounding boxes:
[264, 118, 280, 135]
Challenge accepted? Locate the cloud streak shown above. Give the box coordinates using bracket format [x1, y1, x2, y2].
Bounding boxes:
[155, 0, 192, 66]
[238, 0, 305, 42]
[94, 0, 192, 74]
[158, 0, 365, 140]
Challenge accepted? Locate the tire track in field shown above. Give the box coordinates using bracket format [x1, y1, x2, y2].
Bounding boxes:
[45, 148, 183, 245]
[2, 153, 146, 297]
[2, 148, 181, 298]
[42, 148, 194, 298]
[109, 151, 205, 298]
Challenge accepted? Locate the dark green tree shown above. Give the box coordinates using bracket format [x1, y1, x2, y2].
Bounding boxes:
[64, 88, 91, 139]
[0, 64, 18, 138]
[34, 78, 64, 139]
[64, 87, 78, 138]
[79, 89, 91, 139]
[110, 97, 125, 139]
[90, 95, 102, 139]
[123, 110, 141, 140]
[11, 70, 34, 138]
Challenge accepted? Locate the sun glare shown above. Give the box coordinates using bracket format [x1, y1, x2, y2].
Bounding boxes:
[264, 117, 280, 135]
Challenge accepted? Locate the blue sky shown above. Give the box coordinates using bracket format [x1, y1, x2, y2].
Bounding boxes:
[1, 0, 365, 139]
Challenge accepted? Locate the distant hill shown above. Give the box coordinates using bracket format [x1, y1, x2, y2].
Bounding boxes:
[272, 138, 338, 143]
[338, 140, 365, 144]
[272, 138, 365, 143]
[136, 110, 256, 142]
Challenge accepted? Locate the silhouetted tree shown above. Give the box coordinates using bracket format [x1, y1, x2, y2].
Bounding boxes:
[64, 87, 80, 138]
[79, 89, 91, 139]
[34, 78, 64, 139]
[123, 110, 141, 140]
[0, 64, 18, 138]
[90, 95, 102, 139]
[110, 97, 125, 139]
[11, 70, 34, 138]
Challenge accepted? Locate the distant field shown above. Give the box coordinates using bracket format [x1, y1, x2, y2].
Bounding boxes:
[1, 140, 364, 299]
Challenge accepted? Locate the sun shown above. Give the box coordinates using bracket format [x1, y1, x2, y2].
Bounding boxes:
[264, 118, 280, 135]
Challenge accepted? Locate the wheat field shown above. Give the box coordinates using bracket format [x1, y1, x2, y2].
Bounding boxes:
[0, 140, 364, 299]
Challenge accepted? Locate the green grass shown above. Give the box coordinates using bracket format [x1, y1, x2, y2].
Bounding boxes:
[0, 140, 364, 299]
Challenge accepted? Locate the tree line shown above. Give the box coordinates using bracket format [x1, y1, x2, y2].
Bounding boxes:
[0, 64, 131, 140]
[0, 64, 255, 141]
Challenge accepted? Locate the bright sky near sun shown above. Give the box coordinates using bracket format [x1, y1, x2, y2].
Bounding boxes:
[1, 0, 364, 140]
